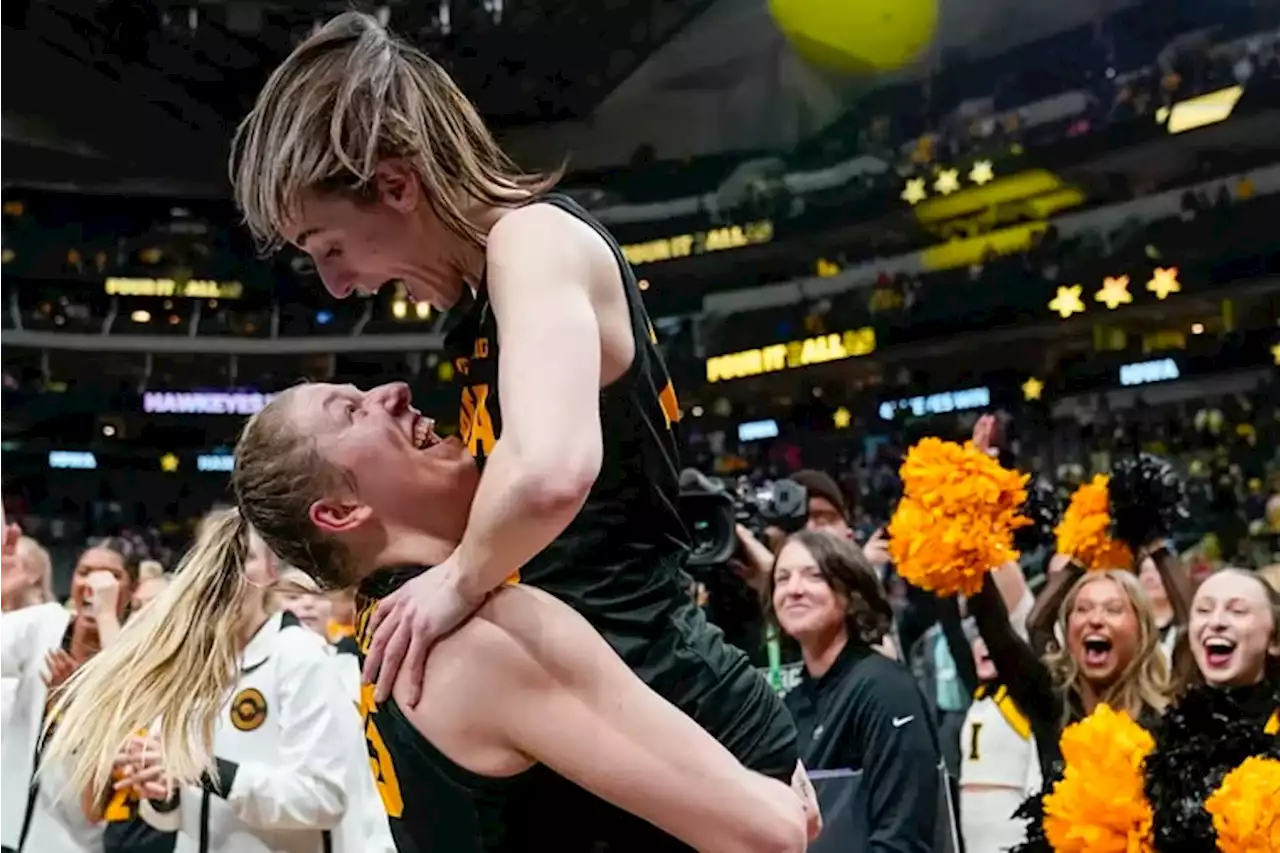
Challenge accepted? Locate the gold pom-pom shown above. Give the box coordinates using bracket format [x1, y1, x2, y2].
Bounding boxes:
[1055, 475, 1134, 571]
[1043, 704, 1155, 853]
[887, 438, 1030, 597]
[1205, 756, 1280, 853]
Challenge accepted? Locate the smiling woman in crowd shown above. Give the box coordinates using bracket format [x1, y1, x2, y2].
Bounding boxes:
[770, 529, 946, 852]
[970, 566, 1172, 780]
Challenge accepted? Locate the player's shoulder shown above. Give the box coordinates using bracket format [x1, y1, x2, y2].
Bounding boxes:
[437, 584, 584, 689]
[487, 199, 612, 275]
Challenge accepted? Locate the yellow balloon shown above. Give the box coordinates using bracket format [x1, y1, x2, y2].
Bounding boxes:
[770, 0, 939, 74]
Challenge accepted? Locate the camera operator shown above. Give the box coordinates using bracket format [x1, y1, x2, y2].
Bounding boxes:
[733, 470, 897, 659]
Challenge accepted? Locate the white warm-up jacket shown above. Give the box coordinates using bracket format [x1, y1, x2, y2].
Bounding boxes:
[138, 611, 393, 853]
[1, 602, 102, 853]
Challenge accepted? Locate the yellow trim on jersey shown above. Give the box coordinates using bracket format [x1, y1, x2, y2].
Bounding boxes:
[973, 684, 1032, 741]
[1265, 709, 1279, 736]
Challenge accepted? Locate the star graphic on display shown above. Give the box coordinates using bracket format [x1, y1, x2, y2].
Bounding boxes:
[901, 178, 927, 205]
[969, 160, 995, 185]
[1049, 285, 1086, 319]
[833, 407, 852, 429]
[1146, 267, 1181, 300]
[1022, 377, 1045, 401]
[933, 169, 961, 195]
[1095, 275, 1133, 310]
[1272, 342, 1280, 366]
[160, 453, 179, 472]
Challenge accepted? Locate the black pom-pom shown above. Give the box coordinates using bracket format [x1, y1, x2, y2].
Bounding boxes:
[1015, 476, 1064, 554]
[1108, 454, 1189, 549]
[1009, 770, 1058, 853]
[1144, 681, 1280, 852]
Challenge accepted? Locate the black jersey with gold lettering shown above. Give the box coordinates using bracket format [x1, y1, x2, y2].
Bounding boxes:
[354, 567, 552, 853]
[442, 195, 798, 786]
[444, 194, 691, 648]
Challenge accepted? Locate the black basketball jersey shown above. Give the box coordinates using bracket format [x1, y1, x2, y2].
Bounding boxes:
[102, 798, 176, 853]
[354, 567, 549, 853]
[443, 193, 692, 654]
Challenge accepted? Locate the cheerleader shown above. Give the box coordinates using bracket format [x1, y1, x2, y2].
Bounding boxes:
[972, 565, 1173, 778]
[1018, 568, 1280, 850]
[71, 531, 393, 853]
[948, 568, 1043, 853]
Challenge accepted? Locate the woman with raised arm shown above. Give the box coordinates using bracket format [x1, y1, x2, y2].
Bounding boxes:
[45, 382, 813, 853]
[2, 532, 136, 853]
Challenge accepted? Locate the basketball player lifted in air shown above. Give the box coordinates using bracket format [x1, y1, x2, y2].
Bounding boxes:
[230, 11, 806, 850]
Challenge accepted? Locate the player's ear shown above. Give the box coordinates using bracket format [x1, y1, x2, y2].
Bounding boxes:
[308, 499, 374, 536]
[374, 160, 420, 213]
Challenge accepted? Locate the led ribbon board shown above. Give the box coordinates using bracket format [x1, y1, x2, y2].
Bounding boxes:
[144, 391, 277, 415]
[706, 329, 876, 383]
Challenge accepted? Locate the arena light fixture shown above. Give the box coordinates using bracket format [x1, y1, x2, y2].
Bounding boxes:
[833, 406, 852, 429]
[968, 160, 995, 186]
[1022, 377, 1044, 401]
[160, 453, 180, 472]
[1049, 285, 1086, 319]
[933, 169, 961, 195]
[1155, 85, 1243, 135]
[1146, 267, 1181, 300]
[131, 310, 152, 323]
[901, 177, 928, 205]
[1095, 275, 1132, 310]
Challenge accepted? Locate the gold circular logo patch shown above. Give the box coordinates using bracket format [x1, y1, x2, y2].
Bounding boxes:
[230, 688, 267, 732]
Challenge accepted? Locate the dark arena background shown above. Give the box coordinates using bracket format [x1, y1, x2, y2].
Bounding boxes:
[2, 0, 1280, 849]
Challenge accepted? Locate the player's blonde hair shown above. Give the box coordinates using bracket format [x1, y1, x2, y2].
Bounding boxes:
[230, 10, 560, 252]
[44, 388, 357, 801]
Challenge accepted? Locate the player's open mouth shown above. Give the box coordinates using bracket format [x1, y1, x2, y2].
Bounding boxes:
[1202, 636, 1237, 669]
[1082, 635, 1113, 667]
[411, 413, 442, 451]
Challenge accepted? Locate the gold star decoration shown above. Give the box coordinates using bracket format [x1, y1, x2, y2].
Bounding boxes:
[901, 178, 927, 205]
[1146, 267, 1181, 300]
[1049, 284, 1086, 319]
[160, 453, 179, 472]
[933, 169, 961, 195]
[833, 407, 852, 429]
[1272, 342, 1280, 366]
[969, 160, 995, 185]
[1022, 377, 1045, 401]
[1095, 275, 1133, 310]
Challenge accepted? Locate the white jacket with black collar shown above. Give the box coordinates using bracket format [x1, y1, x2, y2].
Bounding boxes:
[1, 602, 102, 853]
[139, 611, 394, 853]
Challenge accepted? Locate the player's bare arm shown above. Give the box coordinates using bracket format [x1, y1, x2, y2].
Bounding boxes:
[403, 584, 808, 853]
[364, 205, 623, 703]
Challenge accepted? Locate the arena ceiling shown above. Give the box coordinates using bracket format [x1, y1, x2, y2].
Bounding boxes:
[2, 0, 1134, 195]
[1, 0, 716, 194]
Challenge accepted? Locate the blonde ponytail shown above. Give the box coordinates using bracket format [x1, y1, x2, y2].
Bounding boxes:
[43, 508, 251, 802]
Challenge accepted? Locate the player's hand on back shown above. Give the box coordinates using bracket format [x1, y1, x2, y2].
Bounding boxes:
[362, 556, 484, 706]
